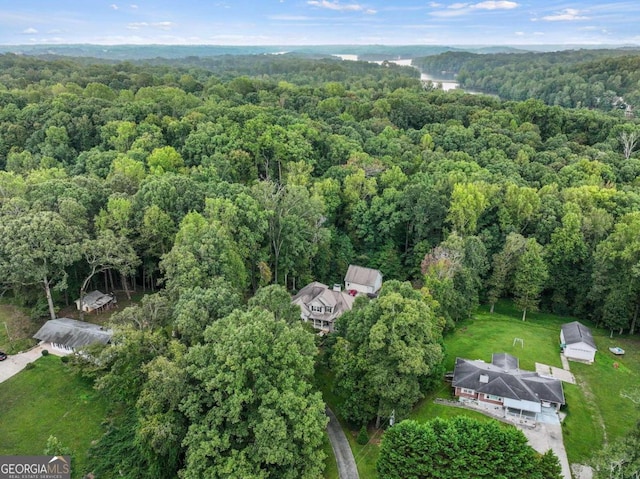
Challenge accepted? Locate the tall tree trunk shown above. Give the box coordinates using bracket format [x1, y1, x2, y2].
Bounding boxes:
[630, 302, 639, 335]
[79, 289, 85, 321]
[375, 414, 381, 429]
[122, 273, 131, 300]
[522, 307, 527, 321]
[490, 302, 495, 314]
[43, 276, 56, 321]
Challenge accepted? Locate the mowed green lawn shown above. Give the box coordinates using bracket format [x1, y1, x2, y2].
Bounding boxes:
[0, 355, 108, 478]
[320, 300, 640, 477]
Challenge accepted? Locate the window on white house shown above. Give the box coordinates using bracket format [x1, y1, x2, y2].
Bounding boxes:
[326, 306, 333, 313]
[310, 305, 323, 313]
[484, 394, 502, 401]
[461, 388, 475, 395]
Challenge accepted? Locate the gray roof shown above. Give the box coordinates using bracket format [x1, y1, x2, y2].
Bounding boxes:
[492, 352, 519, 371]
[76, 290, 114, 310]
[292, 282, 355, 323]
[344, 265, 382, 288]
[453, 354, 565, 405]
[561, 321, 597, 350]
[33, 318, 112, 350]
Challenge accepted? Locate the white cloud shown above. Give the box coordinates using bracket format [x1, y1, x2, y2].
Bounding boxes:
[130, 4, 138, 8]
[541, 8, 588, 21]
[429, 2, 443, 6]
[127, 21, 174, 30]
[110, 4, 119, 10]
[515, 31, 524, 35]
[127, 22, 148, 29]
[22, 27, 38, 34]
[307, 1, 376, 14]
[473, 1, 517, 10]
[431, 0, 518, 17]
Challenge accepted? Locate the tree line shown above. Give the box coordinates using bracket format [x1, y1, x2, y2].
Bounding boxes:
[413, 49, 640, 111]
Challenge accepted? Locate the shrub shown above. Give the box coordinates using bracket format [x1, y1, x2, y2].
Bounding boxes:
[25, 362, 35, 370]
[60, 356, 70, 363]
[41, 349, 49, 356]
[357, 425, 369, 445]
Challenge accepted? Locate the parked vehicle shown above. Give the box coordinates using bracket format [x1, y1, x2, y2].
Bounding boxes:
[0, 351, 7, 361]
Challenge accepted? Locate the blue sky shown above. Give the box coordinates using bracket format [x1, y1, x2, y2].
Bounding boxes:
[0, 0, 639, 46]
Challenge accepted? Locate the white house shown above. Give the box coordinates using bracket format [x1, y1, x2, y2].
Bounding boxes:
[33, 317, 113, 354]
[291, 282, 355, 333]
[561, 321, 597, 364]
[344, 265, 382, 296]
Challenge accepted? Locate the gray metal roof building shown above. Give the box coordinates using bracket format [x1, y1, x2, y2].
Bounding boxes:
[33, 317, 112, 350]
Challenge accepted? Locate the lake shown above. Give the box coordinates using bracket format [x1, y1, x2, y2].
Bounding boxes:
[334, 54, 461, 91]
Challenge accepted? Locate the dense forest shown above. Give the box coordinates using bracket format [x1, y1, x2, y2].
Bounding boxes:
[414, 48, 640, 110]
[1, 51, 639, 477]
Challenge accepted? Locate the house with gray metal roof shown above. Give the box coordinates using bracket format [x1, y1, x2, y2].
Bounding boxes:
[452, 353, 565, 423]
[33, 317, 112, 354]
[344, 265, 382, 296]
[561, 321, 597, 364]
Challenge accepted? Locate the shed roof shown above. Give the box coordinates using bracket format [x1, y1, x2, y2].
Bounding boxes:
[77, 290, 114, 310]
[33, 317, 112, 350]
[344, 265, 382, 288]
[561, 321, 597, 350]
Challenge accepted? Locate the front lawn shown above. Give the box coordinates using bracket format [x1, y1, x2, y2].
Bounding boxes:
[0, 355, 108, 478]
[318, 300, 640, 476]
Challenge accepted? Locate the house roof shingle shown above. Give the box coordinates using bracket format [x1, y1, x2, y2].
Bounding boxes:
[452, 353, 565, 405]
[33, 317, 112, 350]
[344, 265, 382, 288]
[561, 321, 597, 350]
[291, 282, 355, 323]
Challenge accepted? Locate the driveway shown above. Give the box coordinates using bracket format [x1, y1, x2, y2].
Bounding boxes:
[326, 407, 359, 479]
[0, 344, 58, 383]
[519, 422, 571, 479]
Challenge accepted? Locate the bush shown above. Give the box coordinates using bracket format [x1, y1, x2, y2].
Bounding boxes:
[25, 362, 35, 370]
[60, 356, 70, 363]
[357, 425, 369, 445]
[41, 349, 49, 356]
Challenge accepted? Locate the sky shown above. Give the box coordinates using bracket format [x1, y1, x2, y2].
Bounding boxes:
[0, 0, 639, 46]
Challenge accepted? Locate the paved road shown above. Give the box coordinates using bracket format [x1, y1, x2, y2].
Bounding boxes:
[326, 407, 359, 479]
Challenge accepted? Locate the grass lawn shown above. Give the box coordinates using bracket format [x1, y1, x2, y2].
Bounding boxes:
[0, 355, 108, 478]
[317, 300, 640, 477]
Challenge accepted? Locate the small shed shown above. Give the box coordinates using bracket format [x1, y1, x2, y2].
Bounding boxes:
[75, 290, 115, 313]
[33, 317, 112, 354]
[561, 321, 597, 364]
[344, 265, 383, 296]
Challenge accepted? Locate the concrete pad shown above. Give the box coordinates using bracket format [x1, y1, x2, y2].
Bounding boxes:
[535, 362, 576, 384]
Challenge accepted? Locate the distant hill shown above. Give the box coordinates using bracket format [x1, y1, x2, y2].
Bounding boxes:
[1, 43, 634, 62]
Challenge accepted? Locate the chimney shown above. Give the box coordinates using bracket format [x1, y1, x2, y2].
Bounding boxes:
[333, 284, 341, 292]
[479, 374, 489, 384]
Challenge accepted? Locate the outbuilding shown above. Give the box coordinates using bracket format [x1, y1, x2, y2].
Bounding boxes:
[561, 321, 597, 364]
